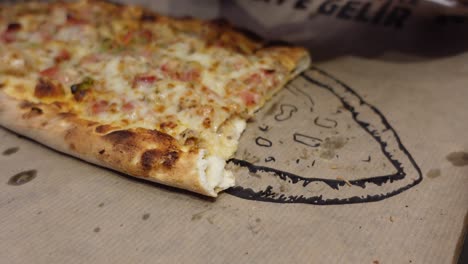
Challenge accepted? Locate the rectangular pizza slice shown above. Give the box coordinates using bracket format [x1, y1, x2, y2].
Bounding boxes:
[0, 0, 310, 196]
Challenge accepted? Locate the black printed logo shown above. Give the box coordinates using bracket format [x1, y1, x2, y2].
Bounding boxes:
[226, 67, 422, 205]
[251, 0, 415, 29]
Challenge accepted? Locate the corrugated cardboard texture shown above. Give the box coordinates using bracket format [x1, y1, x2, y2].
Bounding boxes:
[1, 1, 467, 263]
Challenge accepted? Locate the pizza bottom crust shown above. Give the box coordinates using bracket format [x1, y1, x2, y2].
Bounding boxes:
[0, 91, 234, 196]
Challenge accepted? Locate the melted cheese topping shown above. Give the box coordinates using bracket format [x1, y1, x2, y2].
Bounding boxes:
[0, 1, 296, 190]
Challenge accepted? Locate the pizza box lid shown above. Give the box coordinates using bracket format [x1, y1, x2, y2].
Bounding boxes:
[0, 1, 467, 263]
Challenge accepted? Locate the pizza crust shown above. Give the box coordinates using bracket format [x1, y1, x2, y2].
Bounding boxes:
[0, 0, 311, 197]
[0, 91, 234, 196]
[0, 46, 309, 197]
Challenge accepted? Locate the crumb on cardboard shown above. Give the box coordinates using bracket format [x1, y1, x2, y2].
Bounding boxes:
[336, 176, 352, 186]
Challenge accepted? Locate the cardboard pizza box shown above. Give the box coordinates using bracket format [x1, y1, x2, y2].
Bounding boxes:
[0, 1, 467, 263]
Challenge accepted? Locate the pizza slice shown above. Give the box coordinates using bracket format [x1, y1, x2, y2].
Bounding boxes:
[0, 0, 310, 196]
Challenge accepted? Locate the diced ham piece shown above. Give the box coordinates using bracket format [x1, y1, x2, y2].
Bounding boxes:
[39, 66, 60, 79]
[132, 75, 157, 89]
[161, 62, 200, 82]
[177, 69, 199, 82]
[239, 90, 259, 106]
[91, 100, 109, 115]
[1, 23, 21, 43]
[161, 63, 171, 73]
[55, 49, 71, 63]
[80, 54, 103, 64]
[121, 32, 134, 45]
[122, 102, 135, 112]
[262, 69, 275, 75]
[66, 14, 88, 25]
[1, 32, 16, 43]
[6, 23, 21, 32]
[245, 73, 262, 85]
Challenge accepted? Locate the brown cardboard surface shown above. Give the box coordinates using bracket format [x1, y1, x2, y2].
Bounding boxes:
[1, 1, 468, 263]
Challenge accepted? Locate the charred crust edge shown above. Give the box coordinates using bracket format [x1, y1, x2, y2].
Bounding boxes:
[95, 124, 117, 134]
[103, 130, 135, 143]
[141, 149, 179, 170]
[22, 106, 43, 119]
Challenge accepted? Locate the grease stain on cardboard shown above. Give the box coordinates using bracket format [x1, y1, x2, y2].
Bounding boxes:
[191, 211, 206, 221]
[427, 168, 441, 178]
[190, 210, 218, 225]
[7, 170, 37, 186]
[2, 147, 19, 156]
[142, 213, 150, 220]
[320, 136, 347, 159]
[247, 217, 263, 235]
[206, 215, 215, 225]
[446, 152, 468, 167]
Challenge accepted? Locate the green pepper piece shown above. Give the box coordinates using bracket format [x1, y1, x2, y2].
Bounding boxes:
[70, 77, 94, 94]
